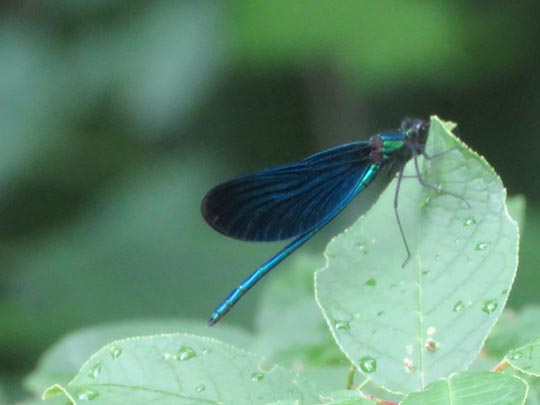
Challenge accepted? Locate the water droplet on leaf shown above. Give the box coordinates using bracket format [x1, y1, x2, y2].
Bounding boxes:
[453, 300, 465, 312]
[359, 356, 377, 373]
[464, 217, 477, 226]
[196, 384, 206, 392]
[251, 372, 265, 382]
[87, 362, 101, 379]
[425, 338, 438, 352]
[403, 358, 415, 373]
[476, 242, 490, 251]
[77, 389, 99, 401]
[355, 243, 369, 254]
[335, 320, 350, 331]
[177, 346, 197, 361]
[509, 351, 523, 361]
[364, 278, 377, 287]
[109, 345, 122, 360]
[482, 300, 498, 314]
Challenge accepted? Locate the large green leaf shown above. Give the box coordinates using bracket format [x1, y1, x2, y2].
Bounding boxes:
[25, 319, 252, 395]
[400, 371, 527, 405]
[316, 116, 519, 392]
[43, 334, 320, 404]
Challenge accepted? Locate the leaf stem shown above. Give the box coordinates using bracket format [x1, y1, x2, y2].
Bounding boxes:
[492, 358, 510, 372]
[361, 392, 398, 405]
[346, 365, 355, 389]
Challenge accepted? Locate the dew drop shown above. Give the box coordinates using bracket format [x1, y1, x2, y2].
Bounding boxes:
[427, 326, 436, 335]
[77, 388, 99, 401]
[109, 345, 123, 361]
[364, 278, 377, 287]
[509, 351, 523, 361]
[421, 270, 431, 276]
[202, 348, 212, 355]
[482, 299, 498, 314]
[421, 194, 432, 207]
[251, 372, 265, 382]
[355, 243, 369, 254]
[403, 358, 415, 373]
[475, 242, 490, 251]
[359, 356, 377, 373]
[435, 254, 441, 261]
[377, 310, 385, 317]
[453, 300, 465, 312]
[464, 217, 477, 226]
[425, 338, 438, 352]
[177, 346, 197, 361]
[87, 362, 101, 379]
[335, 320, 350, 331]
[501, 289, 510, 295]
[196, 384, 206, 392]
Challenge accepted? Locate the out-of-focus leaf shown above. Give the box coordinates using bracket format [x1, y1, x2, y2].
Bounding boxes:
[316, 117, 519, 392]
[0, 24, 74, 185]
[507, 195, 526, 232]
[0, 157, 277, 356]
[401, 371, 527, 405]
[485, 306, 540, 359]
[114, 1, 229, 137]
[43, 334, 321, 404]
[230, 1, 532, 89]
[509, 209, 540, 308]
[252, 254, 349, 392]
[506, 337, 540, 377]
[253, 254, 345, 368]
[24, 319, 252, 395]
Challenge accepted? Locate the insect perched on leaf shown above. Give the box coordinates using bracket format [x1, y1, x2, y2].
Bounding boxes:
[202, 118, 466, 326]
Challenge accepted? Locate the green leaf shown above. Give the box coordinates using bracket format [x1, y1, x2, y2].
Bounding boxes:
[25, 319, 252, 395]
[252, 254, 350, 392]
[316, 116, 519, 392]
[43, 334, 320, 404]
[319, 390, 373, 404]
[401, 371, 528, 405]
[506, 194, 526, 232]
[485, 306, 540, 359]
[506, 337, 540, 376]
[253, 254, 346, 368]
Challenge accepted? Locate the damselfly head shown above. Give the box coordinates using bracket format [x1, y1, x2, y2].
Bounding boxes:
[400, 118, 429, 146]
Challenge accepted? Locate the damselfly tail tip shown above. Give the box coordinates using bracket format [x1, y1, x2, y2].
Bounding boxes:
[208, 314, 220, 327]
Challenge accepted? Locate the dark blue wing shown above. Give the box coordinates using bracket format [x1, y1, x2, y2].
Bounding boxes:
[201, 142, 374, 241]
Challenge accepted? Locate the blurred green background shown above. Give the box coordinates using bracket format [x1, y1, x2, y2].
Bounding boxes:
[1, 0, 540, 401]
